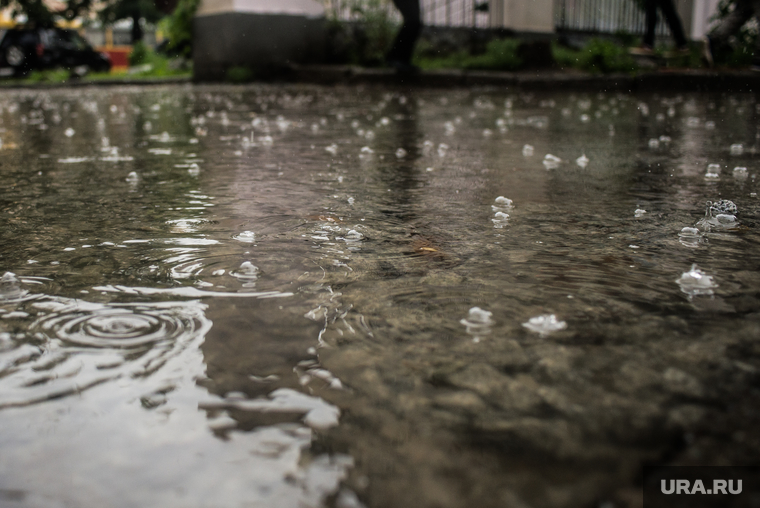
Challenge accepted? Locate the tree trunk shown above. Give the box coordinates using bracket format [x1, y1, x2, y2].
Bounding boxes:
[131, 12, 144, 43]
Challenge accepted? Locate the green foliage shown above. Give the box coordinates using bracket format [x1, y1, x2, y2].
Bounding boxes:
[225, 65, 254, 83]
[575, 38, 637, 73]
[129, 41, 149, 65]
[23, 69, 70, 82]
[99, 0, 163, 42]
[0, 0, 93, 27]
[326, 0, 398, 66]
[710, 0, 758, 66]
[161, 0, 200, 58]
[414, 38, 523, 71]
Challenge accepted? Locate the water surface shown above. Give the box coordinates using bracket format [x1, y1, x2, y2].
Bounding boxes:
[1, 84, 759, 508]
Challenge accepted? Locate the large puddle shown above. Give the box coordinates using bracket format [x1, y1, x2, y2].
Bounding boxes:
[1, 84, 759, 507]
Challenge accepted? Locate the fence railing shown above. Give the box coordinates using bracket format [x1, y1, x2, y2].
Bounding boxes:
[324, 0, 491, 28]
[554, 0, 669, 36]
[324, 0, 666, 35]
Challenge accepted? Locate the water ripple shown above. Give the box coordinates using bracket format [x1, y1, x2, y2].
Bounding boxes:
[0, 297, 211, 409]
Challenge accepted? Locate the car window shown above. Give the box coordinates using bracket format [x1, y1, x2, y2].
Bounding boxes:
[18, 31, 38, 46]
[65, 32, 90, 51]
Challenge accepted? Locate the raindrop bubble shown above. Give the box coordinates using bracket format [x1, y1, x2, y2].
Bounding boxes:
[325, 144, 338, 155]
[679, 227, 700, 237]
[575, 154, 589, 168]
[676, 264, 717, 297]
[648, 138, 660, 149]
[126, 171, 139, 183]
[64, 128, 75, 137]
[543, 154, 561, 169]
[395, 148, 407, 158]
[522, 314, 567, 337]
[730, 143, 744, 155]
[522, 144, 534, 157]
[705, 121, 716, 129]
[437, 143, 449, 157]
[634, 209, 647, 217]
[705, 164, 721, 179]
[494, 196, 513, 207]
[482, 129, 493, 137]
[233, 231, 256, 243]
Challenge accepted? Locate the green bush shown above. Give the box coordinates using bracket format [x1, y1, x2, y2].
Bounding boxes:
[414, 38, 522, 71]
[326, 0, 398, 66]
[576, 38, 637, 73]
[129, 41, 149, 65]
[225, 65, 254, 83]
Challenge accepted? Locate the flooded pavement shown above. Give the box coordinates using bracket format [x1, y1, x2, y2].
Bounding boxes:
[1, 84, 760, 508]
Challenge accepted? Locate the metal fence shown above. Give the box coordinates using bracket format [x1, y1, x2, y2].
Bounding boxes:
[324, 0, 665, 35]
[554, 0, 669, 36]
[324, 0, 491, 28]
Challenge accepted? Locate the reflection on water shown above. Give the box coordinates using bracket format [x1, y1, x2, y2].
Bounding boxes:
[1, 85, 760, 507]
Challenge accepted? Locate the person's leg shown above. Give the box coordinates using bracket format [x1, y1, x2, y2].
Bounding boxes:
[387, 0, 422, 65]
[656, 0, 688, 47]
[642, 0, 658, 47]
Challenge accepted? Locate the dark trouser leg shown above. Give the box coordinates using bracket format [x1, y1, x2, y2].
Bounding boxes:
[657, 0, 688, 47]
[387, 0, 422, 64]
[643, 0, 658, 47]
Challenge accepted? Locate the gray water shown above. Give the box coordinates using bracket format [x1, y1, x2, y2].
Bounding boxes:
[1, 84, 759, 508]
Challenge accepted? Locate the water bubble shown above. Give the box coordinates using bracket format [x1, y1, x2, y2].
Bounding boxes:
[580, 114, 590, 123]
[126, 171, 139, 183]
[634, 209, 647, 217]
[460, 307, 493, 340]
[575, 154, 589, 168]
[347, 197, 355, 205]
[696, 200, 739, 231]
[187, 163, 200, 176]
[686, 117, 700, 128]
[231, 261, 259, 286]
[482, 129, 493, 137]
[705, 121, 716, 129]
[705, 163, 721, 179]
[437, 143, 449, 157]
[444, 121, 456, 135]
[359, 146, 374, 157]
[733, 166, 748, 178]
[233, 231, 256, 243]
[64, 128, 75, 137]
[730, 143, 744, 155]
[676, 264, 717, 297]
[543, 154, 561, 169]
[325, 144, 338, 155]
[0, 272, 30, 302]
[494, 196, 513, 207]
[659, 135, 671, 144]
[522, 314, 567, 337]
[648, 138, 660, 149]
[365, 130, 375, 140]
[260, 136, 274, 146]
[522, 144, 534, 157]
[395, 148, 407, 159]
[492, 211, 510, 228]
[679, 227, 700, 237]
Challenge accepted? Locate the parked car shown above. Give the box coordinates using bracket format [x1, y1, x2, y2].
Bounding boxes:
[0, 27, 112, 77]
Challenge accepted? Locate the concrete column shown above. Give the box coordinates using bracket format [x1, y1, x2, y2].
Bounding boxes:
[487, 0, 555, 33]
[193, 0, 326, 81]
